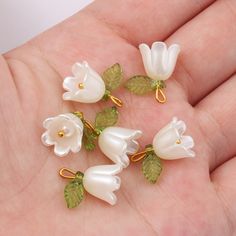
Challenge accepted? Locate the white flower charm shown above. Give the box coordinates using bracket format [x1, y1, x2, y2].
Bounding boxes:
[41, 113, 83, 157]
[98, 127, 143, 168]
[125, 41, 180, 103]
[83, 164, 122, 205]
[153, 117, 195, 160]
[63, 61, 106, 103]
[139, 41, 180, 81]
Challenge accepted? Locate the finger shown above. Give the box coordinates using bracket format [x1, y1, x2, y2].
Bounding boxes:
[211, 156, 236, 230]
[166, 0, 236, 104]
[0, 55, 19, 103]
[8, 0, 215, 78]
[87, 0, 215, 45]
[195, 74, 236, 171]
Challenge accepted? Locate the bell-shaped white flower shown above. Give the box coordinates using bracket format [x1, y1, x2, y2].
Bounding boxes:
[153, 117, 195, 160]
[83, 164, 122, 205]
[63, 61, 106, 103]
[139, 41, 180, 81]
[41, 113, 83, 157]
[98, 127, 142, 168]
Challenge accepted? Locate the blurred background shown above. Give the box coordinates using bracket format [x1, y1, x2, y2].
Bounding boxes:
[0, 0, 93, 53]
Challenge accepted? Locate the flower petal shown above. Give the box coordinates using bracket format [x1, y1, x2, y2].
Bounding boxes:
[63, 76, 80, 92]
[98, 132, 130, 167]
[43, 117, 54, 129]
[62, 92, 74, 101]
[181, 135, 195, 149]
[172, 119, 186, 136]
[101, 127, 142, 140]
[84, 164, 122, 175]
[54, 143, 70, 157]
[126, 140, 140, 154]
[153, 126, 179, 152]
[163, 44, 180, 80]
[72, 62, 87, 78]
[151, 41, 167, 76]
[41, 132, 55, 146]
[70, 134, 82, 153]
[158, 144, 195, 160]
[139, 43, 155, 79]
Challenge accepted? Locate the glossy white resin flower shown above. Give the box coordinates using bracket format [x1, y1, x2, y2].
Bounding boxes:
[63, 61, 106, 103]
[153, 117, 195, 160]
[83, 164, 122, 205]
[41, 113, 83, 157]
[98, 127, 142, 168]
[139, 41, 180, 81]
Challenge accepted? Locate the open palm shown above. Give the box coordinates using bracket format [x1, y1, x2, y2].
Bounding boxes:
[1, 0, 236, 235]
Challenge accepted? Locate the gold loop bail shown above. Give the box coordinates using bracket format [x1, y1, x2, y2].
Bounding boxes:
[130, 146, 154, 162]
[108, 94, 123, 107]
[155, 88, 166, 104]
[73, 111, 98, 135]
[130, 150, 148, 162]
[59, 168, 76, 179]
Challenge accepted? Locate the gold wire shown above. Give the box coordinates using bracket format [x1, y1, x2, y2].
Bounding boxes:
[59, 168, 76, 179]
[74, 111, 98, 135]
[108, 94, 123, 107]
[84, 120, 97, 133]
[130, 150, 148, 162]
[155, 88, 167, 103]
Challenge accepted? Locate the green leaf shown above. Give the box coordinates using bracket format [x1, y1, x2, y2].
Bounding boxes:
[142, 152, 162, 184]
[102, 63, 123, 91]
[64, 172, 85, 208]
[95, 106, 118, 130]
[125, 75, 154, 95]
[82, 125, 97, 151]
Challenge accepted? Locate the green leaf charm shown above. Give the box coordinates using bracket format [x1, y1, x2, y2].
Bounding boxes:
[102, 63, 122, 91]
[142, 152, 162, 184]
[125, 75, 154, 95]
[64, 172, 85, 208]
[82, 125, 97, 151]
[95, 106, 118, 130]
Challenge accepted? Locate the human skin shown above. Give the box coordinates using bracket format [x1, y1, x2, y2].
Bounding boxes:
[0, 0, 236, 235]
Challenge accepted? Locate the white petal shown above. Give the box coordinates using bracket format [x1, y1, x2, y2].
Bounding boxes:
[70, 136, 82, 153]
[62, 92, 73, 100]
[43, 117, 54, 129]
[41, 132, 54, 146]
[172, 119, 186, 136]
[153, 127, 179, 153]
[98, 132, 130, 168]
[61, 113, 84, 132]
[163, 44, 180, 80]
[84, 175, 120, 205]
[181, 135, 195, 149]
[101, 127, 142, 140]
[54, 143, 70, 157]
[72, 62, 87, 77]
[63, 76, 80, 91]
[126, 140, 140, 154]
[151, 42, 167, 76]
[84, 164, 122, 176]
[157, 144, 195, 160]
[139, 43, 155, 79]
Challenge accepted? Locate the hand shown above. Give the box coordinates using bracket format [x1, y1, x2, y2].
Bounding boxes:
[0, 0, 236, 235]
